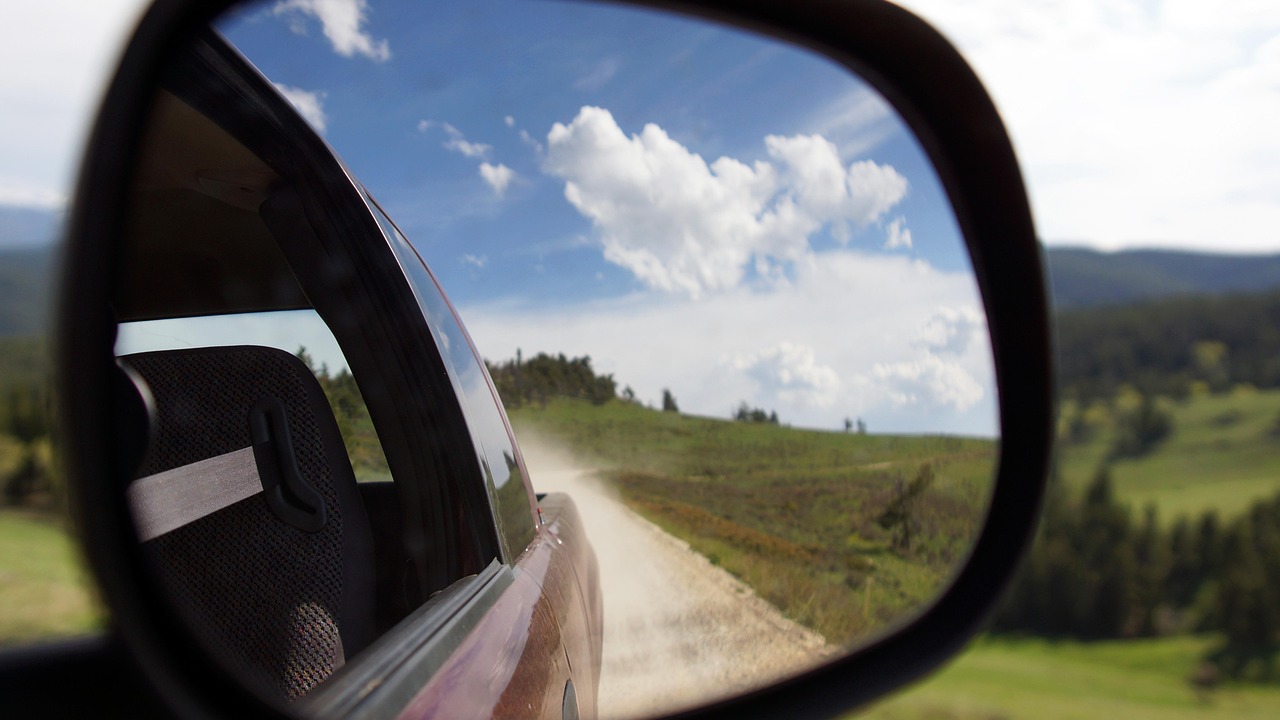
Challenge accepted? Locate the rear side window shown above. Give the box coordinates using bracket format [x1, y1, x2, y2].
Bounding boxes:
[116, 309, 390, 483]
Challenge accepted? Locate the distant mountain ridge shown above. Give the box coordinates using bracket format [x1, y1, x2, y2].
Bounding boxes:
[0, 206, 60, 251]
[1045, 247, 1280, 309]
[4, 242, 1280, 336]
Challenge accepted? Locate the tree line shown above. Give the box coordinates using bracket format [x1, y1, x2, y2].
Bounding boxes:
[1057, 290, 1280, 402]
[485, 350, 618, 408]
[0, 337, 55, 509]
[993, 466, 1280, 682]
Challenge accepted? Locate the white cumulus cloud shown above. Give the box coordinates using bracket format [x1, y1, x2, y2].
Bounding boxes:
[461, 249, 997, 435]
[874, 355, 985, 413]
[543, 106, 909, 298]
[884, 217, 912, 249]
[729, 342, 843, 407]
[897, 0, 1280, 252]
[462, 253, 488, 269]
[441, 123, 491, 159]
[272, 83, 327, 132]
[917, 306, 987, 356]
[763, 133, 908, 241]
[274, 0, 390, 61]
[479, 163, 516, 196]
[0, 0, 150, 210]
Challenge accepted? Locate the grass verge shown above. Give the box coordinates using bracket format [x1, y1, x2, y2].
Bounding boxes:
[0, 510, 105, 646]
[858, 635, 1280, 720]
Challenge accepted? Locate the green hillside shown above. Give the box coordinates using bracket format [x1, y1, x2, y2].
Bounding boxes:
[509, 399, 996, 646]
[1056, 290, 1280, 402]
[859, 635, 1280, 720]
[0, 247, 54, 336]
[0, 510, 103, 644]
[1057, 388, 1280, 521]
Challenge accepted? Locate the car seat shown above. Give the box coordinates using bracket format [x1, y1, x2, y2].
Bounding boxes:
[118, 345, 375, 703]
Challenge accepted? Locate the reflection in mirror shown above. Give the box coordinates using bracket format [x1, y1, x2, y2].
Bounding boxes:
[119, 0, 997, 716]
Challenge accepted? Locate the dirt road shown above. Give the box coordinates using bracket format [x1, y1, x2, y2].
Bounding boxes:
[521, 440, 833, 719]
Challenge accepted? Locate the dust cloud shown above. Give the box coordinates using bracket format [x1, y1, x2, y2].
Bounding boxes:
[517, 432, 833, 719]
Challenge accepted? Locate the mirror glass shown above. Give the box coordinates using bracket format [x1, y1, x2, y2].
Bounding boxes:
[102, 0, 999, 716]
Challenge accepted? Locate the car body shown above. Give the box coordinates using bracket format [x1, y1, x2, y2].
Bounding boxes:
[101, 28, 603, 718]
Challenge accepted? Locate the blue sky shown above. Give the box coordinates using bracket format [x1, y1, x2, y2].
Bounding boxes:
[219, 0, 971, 304]
[195, 0, 997, 435]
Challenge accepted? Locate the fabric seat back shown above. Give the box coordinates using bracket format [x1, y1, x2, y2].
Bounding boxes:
[120, 345, 374, 703]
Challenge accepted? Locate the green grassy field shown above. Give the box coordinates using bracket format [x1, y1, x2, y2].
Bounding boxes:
[0, 510, 103, 645]
[509, 398, 997, 646]
[1058, 389, 1280, 521]
[858, 635, 1280, 719]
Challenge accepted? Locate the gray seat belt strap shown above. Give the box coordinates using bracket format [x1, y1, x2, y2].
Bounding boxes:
[126, 446, 262, 542]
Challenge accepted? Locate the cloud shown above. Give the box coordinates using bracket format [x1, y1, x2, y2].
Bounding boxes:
[272, 83, 327, 132]
[884, 217, 912, 249]
[874, 355, 985, 413]
[519, 129, 544, 154]
[0, 0, 151, 210]
[420, 121, 513, 197]
[0, 183, 65, 211]
[504, 116, 515, 128]
[273, 0, 390, 61]
[917, 306, 987, 356]
[542, 106, 908, 297]
[462, 253, 488, 269]
[479, 163, 516, 196]
[807, 87, 897, 159]
[763, 134, 908, 236]
[896, 0, 1280, 252]
[461, 250, 996, 435]
[441, 123, 491, 158]
[573, 57, 621, 91]
[728, 342, 843, 407]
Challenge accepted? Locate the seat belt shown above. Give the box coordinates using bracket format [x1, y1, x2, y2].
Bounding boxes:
[126, 446, 261, 542]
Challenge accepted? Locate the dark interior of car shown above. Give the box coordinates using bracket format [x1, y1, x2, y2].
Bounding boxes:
[111, 55, 430, 704]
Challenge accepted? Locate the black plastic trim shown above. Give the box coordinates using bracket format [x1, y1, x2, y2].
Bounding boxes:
[249, 395, 328, 533]
[301, 560, 511, 719]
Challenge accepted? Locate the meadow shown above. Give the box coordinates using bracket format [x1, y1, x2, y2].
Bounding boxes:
[859, 635, 1280, 720]
[0, 510, 102, 645]
[1057, 388, 1280, 522]
[508, 398, 997, 646]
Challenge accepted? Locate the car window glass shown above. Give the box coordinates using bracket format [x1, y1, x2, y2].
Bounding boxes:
[116, 309, 392, 484]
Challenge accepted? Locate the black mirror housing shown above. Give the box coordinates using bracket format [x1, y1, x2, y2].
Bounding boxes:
[35, 0, 1053, 717]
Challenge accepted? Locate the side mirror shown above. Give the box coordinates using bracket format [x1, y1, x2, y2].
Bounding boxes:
[44, 0, 1053, 717]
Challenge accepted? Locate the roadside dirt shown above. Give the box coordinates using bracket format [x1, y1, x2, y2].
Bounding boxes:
[520, 438, 834, 719]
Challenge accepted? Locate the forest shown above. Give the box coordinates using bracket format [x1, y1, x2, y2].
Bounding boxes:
[1056, 289, 1280, 402]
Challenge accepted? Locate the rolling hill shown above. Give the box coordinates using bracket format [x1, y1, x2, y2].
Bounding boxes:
[1045, 247, 1280, 309]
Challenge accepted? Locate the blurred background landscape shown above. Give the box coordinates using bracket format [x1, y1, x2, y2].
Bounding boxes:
[5, 239, 1280, 716]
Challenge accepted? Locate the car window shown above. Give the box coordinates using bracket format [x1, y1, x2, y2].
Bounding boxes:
[116, 309, 392, 484]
